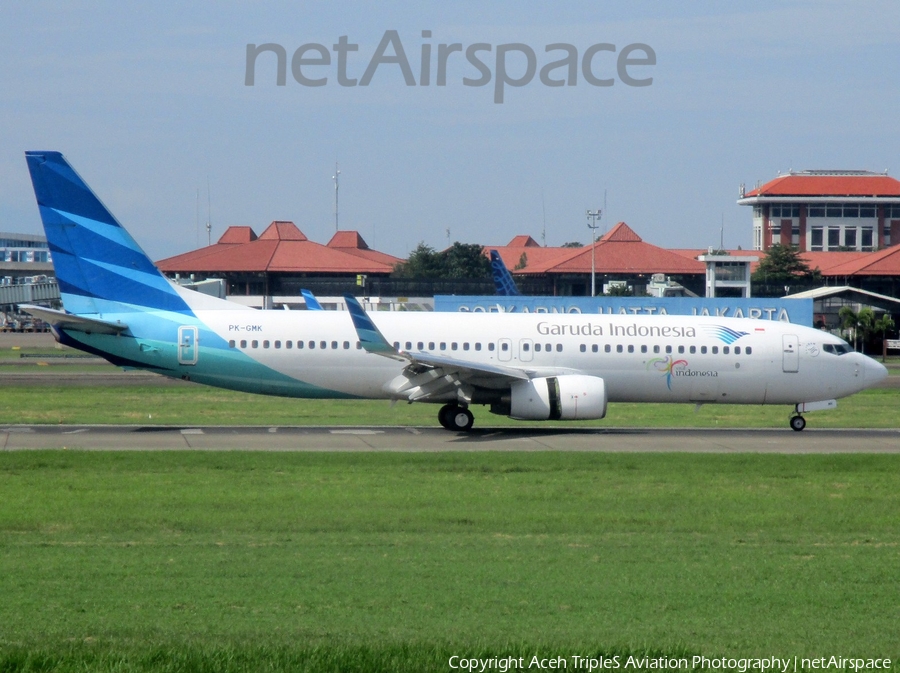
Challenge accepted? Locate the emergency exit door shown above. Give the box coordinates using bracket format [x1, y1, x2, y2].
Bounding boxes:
[782, 334, 799, 373]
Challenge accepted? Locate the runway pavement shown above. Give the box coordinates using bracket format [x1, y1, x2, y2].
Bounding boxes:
[1, 425, 898, 452]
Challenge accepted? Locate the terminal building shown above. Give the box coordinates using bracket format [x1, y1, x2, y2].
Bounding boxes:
[0, 232, 53, 284]
[738, 170, 900, 252]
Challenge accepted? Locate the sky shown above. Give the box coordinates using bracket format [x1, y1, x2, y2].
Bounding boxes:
[2, 1, 900, 261]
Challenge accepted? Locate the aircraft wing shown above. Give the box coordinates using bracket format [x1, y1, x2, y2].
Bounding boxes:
[344, 295, 575, 403]
[19, 305, 128, 335]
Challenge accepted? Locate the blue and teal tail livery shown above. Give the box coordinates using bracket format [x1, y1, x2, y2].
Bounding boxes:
[24, 151, 190, 317]
[489, 250, 520, 296]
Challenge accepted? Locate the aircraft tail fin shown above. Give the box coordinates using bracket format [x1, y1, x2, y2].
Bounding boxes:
[24, 151, 189, 316]
[489, 250, 521, 296]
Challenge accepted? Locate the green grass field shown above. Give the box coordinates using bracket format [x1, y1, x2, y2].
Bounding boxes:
[1, 451, 897, 671]
[1, 384, 898, 429]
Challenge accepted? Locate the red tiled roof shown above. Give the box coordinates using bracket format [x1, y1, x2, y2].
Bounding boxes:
[328, 231, 369, 249]
[258, 221, 307, 241]
[507, 235, 542, 247]
[745, 174, 900, 197]
[490, 223, 705, 276]
[217, 226, 257, 244]
[157, 222, 399, 274]
[815, 246, 900, 276]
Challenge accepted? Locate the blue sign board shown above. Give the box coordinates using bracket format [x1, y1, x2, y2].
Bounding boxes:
[434, 296, 814, 326]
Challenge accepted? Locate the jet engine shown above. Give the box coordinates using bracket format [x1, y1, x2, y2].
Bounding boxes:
[509, 375, 607, 420]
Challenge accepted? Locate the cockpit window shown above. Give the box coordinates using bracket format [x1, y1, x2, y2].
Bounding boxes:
[823, 343, 853, 355]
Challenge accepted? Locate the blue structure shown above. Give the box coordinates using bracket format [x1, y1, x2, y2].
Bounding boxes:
[435, 296, 814, 326]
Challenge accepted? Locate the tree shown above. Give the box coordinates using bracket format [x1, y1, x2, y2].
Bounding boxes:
[561, 241, 583, 248]
[874, 314, 896, 361]
[839, 306, 876, 354]
[514, 252, 528, 270]
[751, 244, 819, 284]
[393, 242, 491, 280]
[394, 242, 444, 279]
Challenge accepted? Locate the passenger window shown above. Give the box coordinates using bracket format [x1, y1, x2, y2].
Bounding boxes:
[501, 343, 509, 351]
[356, 341, 362, 349]
[690, 346, 696, 354]
[627, 345, 634, 353]
[229, 340, 235, 348]
[286, 341, 293, 349]
[239, 340, 246, 348]
[463, 343, 470, 351]
[309, 341, 315, 349]
[556, 344, 562, 352]
[723, 346, 730, 354]
[535, 343, 542, 352]
[451, 342, 458, 351]
[734, 346, 740, 354]
[475, 343, 481, 351]
[417, 342, 424, 350]
[522, 343, 530, 352]
[545, 343, 551, 352]
[712, 346, 718, 354]
[640, 345, 647, 353]
[746, 347, 752, 355]
[440, 342, 447, 350]
[393, 342, 400, 350]
[428, 342, 435, 350]
[343, 341, 350, 349]
[274, 341, 281, 349]
[592, 344, 599, 353]
[678, 346, 684, 354]
[263, 340, 270, 348]
[322, 341, 328, 350]
[580, 344, 586, 353]
[701, 346, 707, 354]
[605, 345, 611, 353]
[252, 340, 259, 349]
[488, 343, 495, 351]
[617, 345, 623, 353]
[665, 346, 672, 354]
[653, 345, 660, 354]
[297, 341, 304, 349]
[405, 342, 412, 350]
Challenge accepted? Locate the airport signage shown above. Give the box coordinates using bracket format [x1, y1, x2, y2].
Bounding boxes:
[435, 296, 814, 326]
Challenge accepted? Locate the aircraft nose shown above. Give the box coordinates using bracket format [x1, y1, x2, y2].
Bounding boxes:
[863, 357, 889, 385]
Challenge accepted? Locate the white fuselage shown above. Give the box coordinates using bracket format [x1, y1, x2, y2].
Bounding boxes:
[195, 308, 881, 406]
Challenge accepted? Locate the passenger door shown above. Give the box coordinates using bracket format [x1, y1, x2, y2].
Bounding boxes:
[782, 334, 799, 373]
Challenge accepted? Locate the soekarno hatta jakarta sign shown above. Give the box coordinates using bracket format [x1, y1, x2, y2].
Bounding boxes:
[435, 297, 814, 326]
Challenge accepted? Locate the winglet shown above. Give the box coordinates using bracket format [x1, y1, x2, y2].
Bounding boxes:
[343, 295, 405, 360]
[489, 250, 521, 296]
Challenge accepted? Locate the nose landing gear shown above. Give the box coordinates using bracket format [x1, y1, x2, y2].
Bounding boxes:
[438, 403, 474, 432]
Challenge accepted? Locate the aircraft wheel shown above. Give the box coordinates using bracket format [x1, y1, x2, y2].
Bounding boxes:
[789, 415, 806, 432]
[449, 407, 474, 432]
[438, 404, 455, 430]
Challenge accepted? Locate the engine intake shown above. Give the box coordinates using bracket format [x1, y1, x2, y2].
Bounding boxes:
[509, 375, 607, 420]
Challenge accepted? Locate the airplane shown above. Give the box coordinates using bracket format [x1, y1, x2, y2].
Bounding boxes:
[489, 249, 521, 296]
[21, 151, 888, 432]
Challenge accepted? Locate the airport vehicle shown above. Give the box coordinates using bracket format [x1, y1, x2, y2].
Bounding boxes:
[22, 151, 887, 431]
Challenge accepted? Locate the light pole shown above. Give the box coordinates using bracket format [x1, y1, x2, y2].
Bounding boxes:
[586, 209, 602, 297]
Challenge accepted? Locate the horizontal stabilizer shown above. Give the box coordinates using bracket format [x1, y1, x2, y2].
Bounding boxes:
[19, 305, 128, 335]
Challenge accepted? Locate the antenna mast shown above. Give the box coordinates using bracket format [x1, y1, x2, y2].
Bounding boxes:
[333, 163, 340, 232]
[205, 177, 212, 246]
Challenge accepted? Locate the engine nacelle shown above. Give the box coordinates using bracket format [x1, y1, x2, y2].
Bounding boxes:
[509, 375, 607, 421]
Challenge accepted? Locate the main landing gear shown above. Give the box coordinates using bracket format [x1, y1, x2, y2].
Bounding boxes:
[438, 403, 474, 432]
[789, 414, 806, 432]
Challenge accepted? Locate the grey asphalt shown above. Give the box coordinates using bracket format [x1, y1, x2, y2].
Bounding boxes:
[1, 425, 898, 452]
